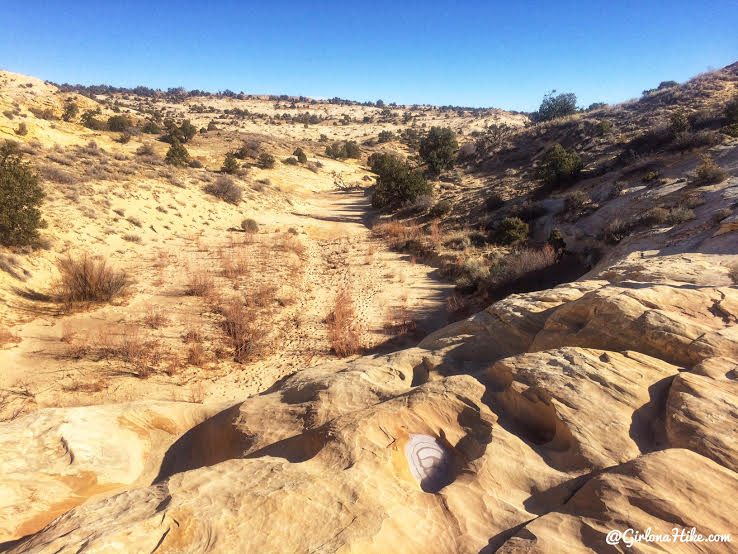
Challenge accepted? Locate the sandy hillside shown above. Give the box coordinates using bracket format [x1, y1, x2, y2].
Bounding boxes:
[2, 68, 515, 417]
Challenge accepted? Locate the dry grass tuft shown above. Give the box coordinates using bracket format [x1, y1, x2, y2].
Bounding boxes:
[326, 289, 363, 357]
[142, 306, 169, 329]
[372, 220, 423, 249]
[187, 342, 207, 366]
[184, 269, 214, 296]
[52, 253, 130, 307]
[61, 324, 166, 377]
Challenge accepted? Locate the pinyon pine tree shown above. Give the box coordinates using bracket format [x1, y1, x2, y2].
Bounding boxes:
[0, 141, 46, 246]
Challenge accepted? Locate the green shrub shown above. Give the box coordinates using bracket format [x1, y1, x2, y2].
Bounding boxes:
[205, 176, 242, 204]
[325, 141, 360, 159]
[513, 201, 546, 222]
[293, 147, 307, 163]
[117, 132, 131, 144]
[669, 108, 690, 135]
[14, 122, 27, 136]
[643, 170, 660, 182]
[419, 126, 458, 175]
[189, 159, 203, 169]
[141, 120, 161, 134]
[596, 119, 612, 136]
[641, 207, 669, 226]
[164, 139, 190, 167]
[693, 154, 727, 186]
[221, 152, 240, 174]
[531, 92, 577, 122]
[163, 119, 196, 144]
[81, 109, 106, 130]
[107, 115, 132, 132]
[378, 130, 394, 143]
[428, 199, 452, 218]
[604, 218, 631, 243]
[565, 190, 589, 212]
[538, 144, 583, 187]
[283, 157, 298, 165]
[369, 153, 431, 208]
[241, 218, 258, 233]
[62, 102, 78, 122]
[257, 152, 275, 169]
[547, 229, 566, 251]
[666, 206, 695, 225]
[345, 141, 360, 158]
[180, 120, 197, 143]
[0, 141, 46, 246]
[493, 217, 528, 245]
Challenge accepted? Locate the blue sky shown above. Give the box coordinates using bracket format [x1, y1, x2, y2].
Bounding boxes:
[1, 1, 736, 110]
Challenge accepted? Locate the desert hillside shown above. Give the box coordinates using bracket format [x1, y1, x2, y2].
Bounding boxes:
[1, 63, 737, 552]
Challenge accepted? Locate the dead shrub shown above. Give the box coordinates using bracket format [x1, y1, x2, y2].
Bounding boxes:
[136, 143, 155, 157]
[326, 289, 363, 357]
[204, 176, 243, 204]
[217, 298, 272, 362]
[52, 253, 130, 306]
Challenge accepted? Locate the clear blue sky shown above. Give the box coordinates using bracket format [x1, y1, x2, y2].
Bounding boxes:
[1, 1, 736, 111]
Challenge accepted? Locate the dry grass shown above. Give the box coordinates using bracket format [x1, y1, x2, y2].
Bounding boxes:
[502, 245, 559, 280]
[187, 342, 207, 366]
[383, 306, 417, 339]
[272, 233, 306, 257]
[326, 289, 363, 357]
[184, 268, 214, 296]
[61, 324, 166, 377]
[52, 253, 130, 307]
[372, 220, 423, 249]
[142, 306, 169, 329]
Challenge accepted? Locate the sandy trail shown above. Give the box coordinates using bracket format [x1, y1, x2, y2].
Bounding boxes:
[205, 186, 455, 397]
[0, 183, 454, 418]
